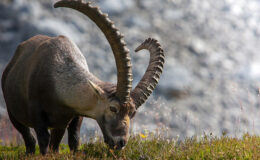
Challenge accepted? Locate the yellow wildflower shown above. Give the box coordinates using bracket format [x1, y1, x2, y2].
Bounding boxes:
[139, 133, 148, 138]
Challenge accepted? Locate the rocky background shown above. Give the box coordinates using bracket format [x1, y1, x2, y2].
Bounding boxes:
[1, 0, 260, 143]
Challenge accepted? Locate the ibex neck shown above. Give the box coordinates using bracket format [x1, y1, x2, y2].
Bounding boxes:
[55, 71, 105, 119]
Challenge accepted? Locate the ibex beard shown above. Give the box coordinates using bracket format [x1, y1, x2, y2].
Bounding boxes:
[1, 0, 164, 155]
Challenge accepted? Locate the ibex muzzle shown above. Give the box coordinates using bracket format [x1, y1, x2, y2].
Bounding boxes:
[1, 0, 165, 154]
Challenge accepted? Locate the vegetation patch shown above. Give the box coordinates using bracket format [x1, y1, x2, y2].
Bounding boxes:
[0, 133, 259, 159]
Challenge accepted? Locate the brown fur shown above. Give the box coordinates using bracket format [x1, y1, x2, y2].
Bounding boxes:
[2, 35, 136, 154]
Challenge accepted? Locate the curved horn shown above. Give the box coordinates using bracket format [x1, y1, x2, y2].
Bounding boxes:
[54, 0, 132, 103]
[131, 38, 165, 108]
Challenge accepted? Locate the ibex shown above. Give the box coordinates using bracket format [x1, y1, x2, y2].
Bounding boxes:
[1, 0, 164, 155]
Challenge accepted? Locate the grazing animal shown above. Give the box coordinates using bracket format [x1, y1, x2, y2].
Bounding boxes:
[1, 0, 165, 155]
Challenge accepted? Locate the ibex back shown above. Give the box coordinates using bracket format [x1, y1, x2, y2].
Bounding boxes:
[1, 0, 165, 155]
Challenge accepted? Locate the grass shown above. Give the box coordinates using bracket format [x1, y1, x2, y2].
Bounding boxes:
[0, 133, 259, 160]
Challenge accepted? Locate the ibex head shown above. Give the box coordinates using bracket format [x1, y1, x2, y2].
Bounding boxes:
[90, 84, 136, 149]
[54, 0, 164, 150]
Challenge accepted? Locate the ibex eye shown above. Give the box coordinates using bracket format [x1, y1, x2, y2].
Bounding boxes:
[110, 106, 117, 113]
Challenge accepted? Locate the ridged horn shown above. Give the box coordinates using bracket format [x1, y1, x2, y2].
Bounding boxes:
[131, 38, 165, 108]
[54, 0, 132, 103]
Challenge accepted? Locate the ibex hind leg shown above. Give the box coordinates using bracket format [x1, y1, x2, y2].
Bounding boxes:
[7, 110, 36, 154]
[49, 128, 66, 152]
[68, 116, 83, 152]
[34, 125, 50, 155]
[30, 105, 51, 155]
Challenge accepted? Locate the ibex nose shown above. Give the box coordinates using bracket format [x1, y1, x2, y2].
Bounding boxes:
[117, 139, 126, 149]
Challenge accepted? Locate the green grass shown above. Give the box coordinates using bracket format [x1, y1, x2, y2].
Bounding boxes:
[0, 133, 259, 160]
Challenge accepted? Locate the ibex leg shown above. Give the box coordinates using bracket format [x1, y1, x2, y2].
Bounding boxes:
[7, 110, 36, 154]
[49, 128, 66, 152]
[68, 116, 83, 152]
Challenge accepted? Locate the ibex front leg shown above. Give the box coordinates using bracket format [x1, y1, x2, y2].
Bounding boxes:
[67, 117, 83, 152]
[49, 128, 66, 152]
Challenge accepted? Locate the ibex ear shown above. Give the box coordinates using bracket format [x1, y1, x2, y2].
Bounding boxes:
[88, 80, 106, 100]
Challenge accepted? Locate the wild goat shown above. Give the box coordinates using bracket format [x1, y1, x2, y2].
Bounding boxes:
[1, 0, 164, 155]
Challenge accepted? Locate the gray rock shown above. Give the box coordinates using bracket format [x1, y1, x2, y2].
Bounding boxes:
[98, 0, 134, 15]
[158, 60, 193, 99]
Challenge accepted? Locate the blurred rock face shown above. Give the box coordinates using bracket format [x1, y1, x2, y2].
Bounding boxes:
[1, 0, 260, 140]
